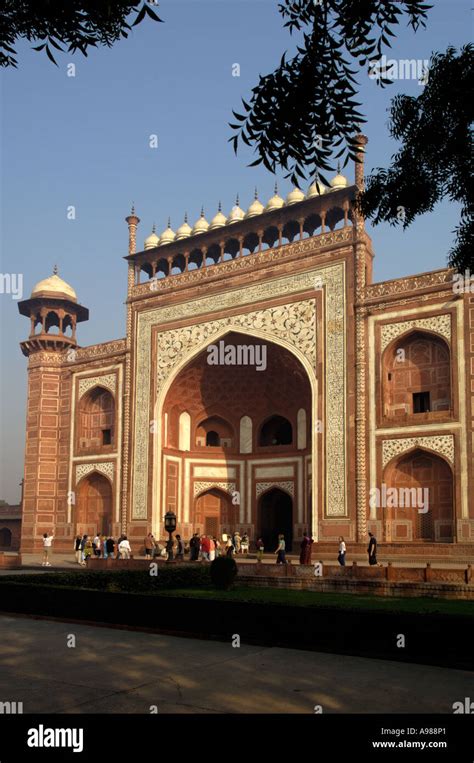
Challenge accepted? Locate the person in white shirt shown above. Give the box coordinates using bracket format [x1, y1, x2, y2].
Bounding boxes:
[93, 534, 101, 557]
[118, 536, 132, 559]
[42, 532, 54, 566]
[338, 536, 347, 566]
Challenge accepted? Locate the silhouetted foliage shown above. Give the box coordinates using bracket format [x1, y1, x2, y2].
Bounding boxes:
[1, 1, 163, 68]
[230, 0, 431, 186]
[360, 46, 473, 270]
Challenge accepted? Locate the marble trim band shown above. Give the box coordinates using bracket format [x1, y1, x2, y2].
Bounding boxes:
[381, 314, 451, 353]
[75, 461, 115, 483]
[256, 481, 294, 498]
[78, 373, 117, 399]
[382, 435, 454, 469]
[194, 481, 236, 497]
[132, 262, 346, 521]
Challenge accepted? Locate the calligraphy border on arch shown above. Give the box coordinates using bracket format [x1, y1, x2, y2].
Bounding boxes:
[132, 263, 346, 519]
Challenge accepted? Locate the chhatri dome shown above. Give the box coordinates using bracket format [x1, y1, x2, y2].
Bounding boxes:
[209, 202, 227, 231]
[175, 213, 192, 241]
[265, 183, 285, 212]
[144, 224, 159, 250]
[159, 218, 176, 245]
[285, 186, 305, 206]
[330, 164, 349, 190]
[245, 189, 264, 219]
[226, 195, 245, 224]
[192, 207, 210, 235]
[31, 266, 77, 302]
[306, 176, 326, 198]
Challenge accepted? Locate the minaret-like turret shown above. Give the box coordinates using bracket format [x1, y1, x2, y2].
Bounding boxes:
[18, 266, 89, 356]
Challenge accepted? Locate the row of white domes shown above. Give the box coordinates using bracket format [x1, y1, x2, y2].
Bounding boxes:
[144, 172, 349, 249]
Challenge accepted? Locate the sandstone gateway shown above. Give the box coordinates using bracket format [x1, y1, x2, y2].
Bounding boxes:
[17, 137, 474, 557]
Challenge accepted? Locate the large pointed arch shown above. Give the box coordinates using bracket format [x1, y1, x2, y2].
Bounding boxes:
[151, 325, 318, 538]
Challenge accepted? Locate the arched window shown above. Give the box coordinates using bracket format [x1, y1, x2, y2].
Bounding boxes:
[206, 430, 220, 446]
[382, 331, 451, 420]
[78, 386, 115, 451]
[259, 415, 293, 446]
[196, 416, 234, 448]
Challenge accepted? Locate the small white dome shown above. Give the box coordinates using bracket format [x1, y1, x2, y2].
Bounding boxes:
[175, 214, 192, 241]
[144, 224, 159, 250]
[245, 189, 264, 219]
[226, 195, 245, 224]
[330, 164, 349, 190]
[31, 268, 77, 302]
[265, 183, 285, 212]
[159, 219, 175, 245]
[192, 208, 210, 235]
[306, 178, 326, 198]
[285, 187, 305, 205]
[209, 202, 227, 230]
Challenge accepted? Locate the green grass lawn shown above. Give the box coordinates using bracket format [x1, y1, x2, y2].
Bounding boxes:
[143, 585, 474, 615]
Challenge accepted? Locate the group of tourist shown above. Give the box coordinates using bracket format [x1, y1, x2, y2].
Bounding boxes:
[73, 533, 132, 564]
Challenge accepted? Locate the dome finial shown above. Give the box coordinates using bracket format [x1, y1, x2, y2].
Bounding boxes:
[53, 264, 58, 276]
[184, 212, 188, 223]
[131, 202, 135, 215]
[337, 161, 341, 174]
[167, 216, 171, 228]
[201, 205, 204, 217]
[218, 200, 222, 212]
[254, 187, 258, 200]
[236, 193, 240, 206]
[152, 223, 156, 234]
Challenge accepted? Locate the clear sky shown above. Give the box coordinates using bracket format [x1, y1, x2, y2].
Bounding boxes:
[0, 0, 471, 502]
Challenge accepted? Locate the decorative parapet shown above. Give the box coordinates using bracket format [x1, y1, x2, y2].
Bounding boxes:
[380, 314, 451, 352]
[129, 227, 354, 299]
[27, 339, 126, 369]
[364, 269, 453, 302]
[382, 435, 455, 469]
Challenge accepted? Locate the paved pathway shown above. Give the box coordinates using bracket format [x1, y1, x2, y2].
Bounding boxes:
[0, 615, 472, 714]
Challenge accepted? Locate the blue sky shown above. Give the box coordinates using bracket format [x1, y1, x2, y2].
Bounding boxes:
[0, 0, 471, 502]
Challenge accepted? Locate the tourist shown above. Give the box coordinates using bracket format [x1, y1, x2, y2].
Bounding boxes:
[42, 532, 54, 567]
[338, 536, 346, 566]
[241, 533, 250, 554]
[118, 535, 132, 559]
[74, 535, 82, 564]
[256, 537, 264, 562]
[83, 538, 93, 563]
[80, 534, 88, 563]
[299, 530, 313, 565]
[101, 535, 108, 559]
[225, 535, 234, 557]
[189, 533, 200, 561]
[105, 536, 115, 559]
[233, 531, 241, 554]
[92, 534, 101, 557]
[213, 536, 221, 557]
[144, 533, 155, 559]
[275, 534, 286, 565]
[367, 532, 377, 566]
[176, 534, 185, 561]
[209, 536, 216, 561]
[200, 534, 211, 561]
